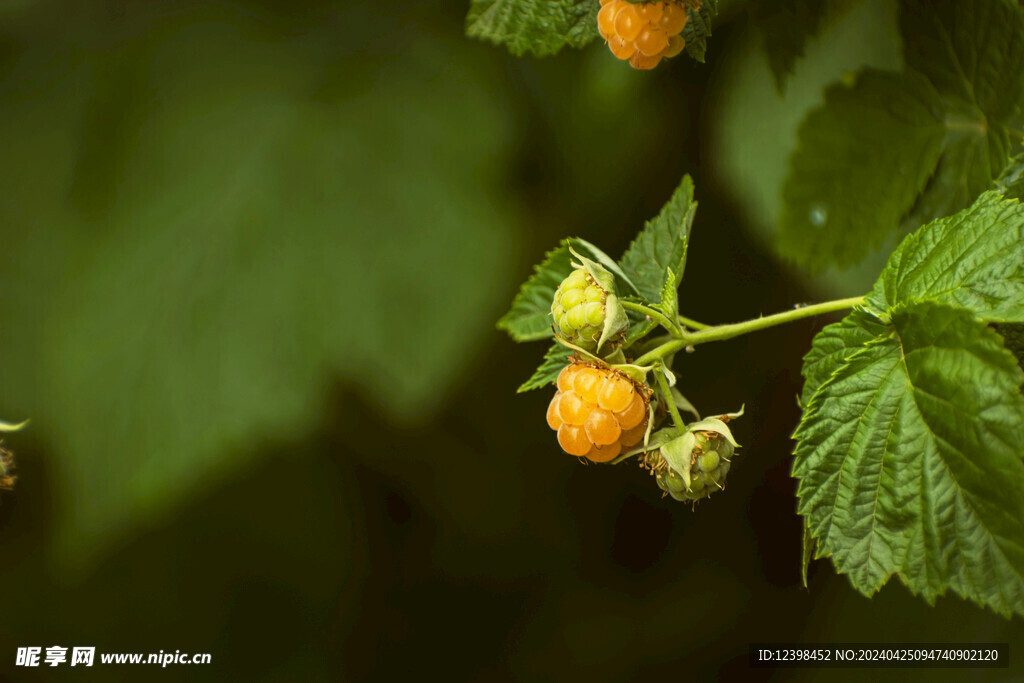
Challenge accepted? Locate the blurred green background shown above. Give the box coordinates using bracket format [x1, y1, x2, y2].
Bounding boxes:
[0, 0, 1021, 680]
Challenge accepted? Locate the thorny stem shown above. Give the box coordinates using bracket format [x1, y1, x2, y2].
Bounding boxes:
[655, 365, 687, 434]
[620, 300, 684, 338]
[634, 295, 867, 367]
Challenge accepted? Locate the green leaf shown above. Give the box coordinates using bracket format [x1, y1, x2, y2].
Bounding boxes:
[655, 270, 679, 323]
[618, 174, 697, 305]
[680, 0, 719, 64]
[518, 343, 572, 392]
[794, 301, 1024, 617]
[900, 0, 1024, 123]
[466, 0, 599, 57]
[751, 0, 865, 91]
[779, 0, 1024, 270]
[498, 242, 573, 342]
[865, 192, 1024, 323]
[799, 308, 889, 406]
[801, 514, 817, 589]
[778, 69, 947, 268]
[0, 17, 518, 568]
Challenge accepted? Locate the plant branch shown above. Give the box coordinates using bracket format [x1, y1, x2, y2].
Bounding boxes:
[620, 300, 683, 338]
[655, 366, 687, 433]
[634, 295, 866, 367]
[677, 314, 711, 330]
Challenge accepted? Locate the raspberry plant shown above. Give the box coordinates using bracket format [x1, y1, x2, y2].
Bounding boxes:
[477, 0, 1024, 618]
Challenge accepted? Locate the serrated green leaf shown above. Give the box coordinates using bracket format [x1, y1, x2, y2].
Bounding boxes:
[800, 308, 890, 406]
[518, 343, 572, 392]
[900, 0, 1024, 123]
[655, 270, 679, 322]
[0, 17, 518, 568]
[618, 174, 697, 305]
[801, 514, 816, 589]
[778, 69, 946, 269]
[466, 0, 599, 57]
[794, 300, 1024, 617]
[780, 0, 1024, 270]
[752, 0, 865, 91]
[681, 0, 719, 63]
[497, 242, 573, 342]
[865, 192, 1024, 322]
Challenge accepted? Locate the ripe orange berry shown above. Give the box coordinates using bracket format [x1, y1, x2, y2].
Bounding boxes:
[585, 408, 621, 446]
[634, 27, 668, 56]
[597, 2, 618, 38]
[558, 423, 592, 456]
[636, 2, 663, 23]
[547, 392, 563, 430]
[620, 418, 649, 447]
[557, 363, 582, 392]
[614, 393, 646, 430]
[629, 51, 662, 70]
[586, 440, 622, 463]
[546, 362, 650, 462]
[598, 375, 634, 412]
[572, 367, 604, 404]
[557, 390, 592, 426]
[596, 0, 691, 70]
[614, 4, 644, 41]
[658, 3, 688, 34]
[663, 34, 685, 58]
[608, 34, 636, 60]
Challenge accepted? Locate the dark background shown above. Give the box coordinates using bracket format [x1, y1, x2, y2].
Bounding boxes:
[0, 0, 1021, 680]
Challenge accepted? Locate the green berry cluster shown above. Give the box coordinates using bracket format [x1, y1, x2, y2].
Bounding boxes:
[646, 430, 735, 502]
[551, 268, 608, 351]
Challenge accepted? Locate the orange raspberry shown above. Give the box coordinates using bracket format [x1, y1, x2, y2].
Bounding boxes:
[547, 392, 563, 430]
[614, 4, 644, 41]
[620, 418, 649, 447]
[557, 363, 582, 392]
[558, 424, 592, 456]
[658, 3, 688, 34]
[584, 408, 621, 446]
[614, 393, 646, 430]
[596, 0, 692, 70]
[663, 34, 685, 58]
[557, 390, 592, 426]
[549, 362, 649, 462]
[586, 441, 622, 463]
[608, 34, 636, 60]
[597, 375, 633, 412]
[634, 27, 668, 56]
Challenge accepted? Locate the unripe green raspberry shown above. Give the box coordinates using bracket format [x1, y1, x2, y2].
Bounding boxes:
[551, 247, 630, 354]
[651, 429, 736, 502]
[552, 269, 609, 351]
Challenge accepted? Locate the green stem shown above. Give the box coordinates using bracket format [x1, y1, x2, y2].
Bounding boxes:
[655, 366, 686, 433]
[620, 300, 683, 338]
[635, 295, 866, 367]
[677, 314, 711, 330]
